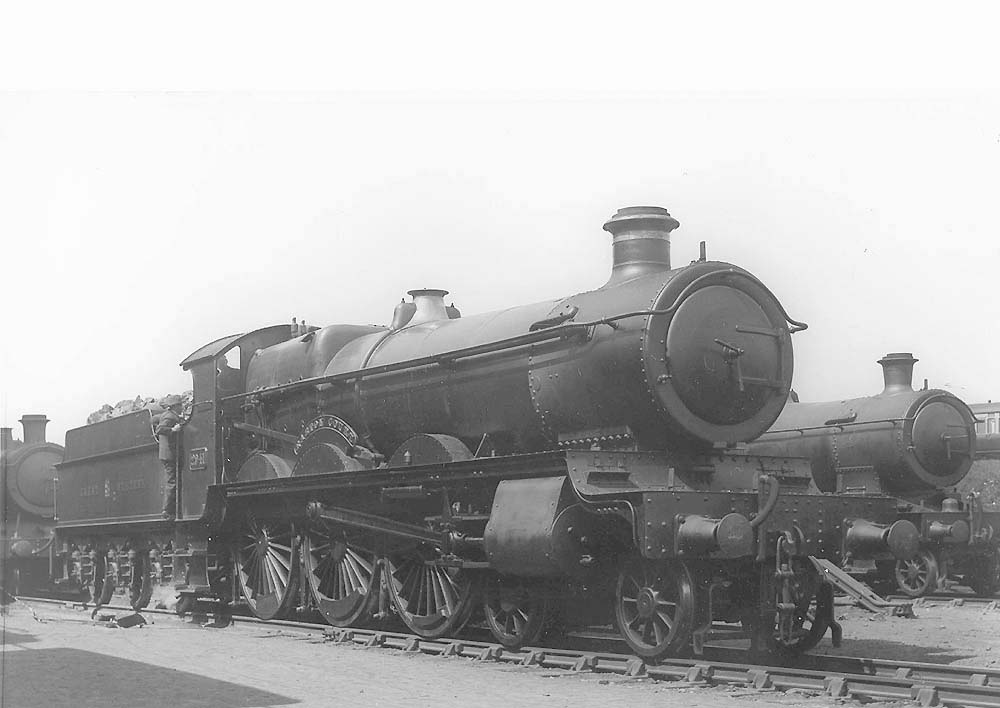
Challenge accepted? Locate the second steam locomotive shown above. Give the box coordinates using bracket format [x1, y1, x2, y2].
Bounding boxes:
[749, 353, 1000, 597]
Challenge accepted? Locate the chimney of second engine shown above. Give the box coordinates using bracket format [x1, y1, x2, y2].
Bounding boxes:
[20, 415, 49, 444]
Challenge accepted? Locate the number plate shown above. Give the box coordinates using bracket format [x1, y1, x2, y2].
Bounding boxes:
[189, 447, 208, 470]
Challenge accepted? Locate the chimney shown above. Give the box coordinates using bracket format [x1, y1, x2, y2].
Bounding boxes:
[405, 289, 450, 327]
[602, 206, 681, 286]
[877, 353, 917, 394]
[20, 414, 49, 444]
[1, 427, 13, 454]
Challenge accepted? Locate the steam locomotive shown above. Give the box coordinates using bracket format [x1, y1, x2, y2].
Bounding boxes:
[47, 206, 922, 660]
[0, 416, 61, 599]
[748, 353, 1000, 597]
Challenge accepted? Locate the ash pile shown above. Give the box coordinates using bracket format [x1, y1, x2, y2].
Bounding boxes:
[87, 391, 194, 425]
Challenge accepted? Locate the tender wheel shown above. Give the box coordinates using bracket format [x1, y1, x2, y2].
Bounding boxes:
[613, 557, 695, 661]
[966, 549, 1000, 596]
[236, 515, 298, 620]
[97, 554, 116, 606]
[895, 549, 940, 597]
[129, 551, 154, 610]
[756, 563, 831, 658]
[302, 526, 378, 627]
[482, 576, 548, 649]
[384, 549, 475, 639]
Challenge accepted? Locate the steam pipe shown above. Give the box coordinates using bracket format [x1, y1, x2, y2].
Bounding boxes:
[750, 474, 779, 529]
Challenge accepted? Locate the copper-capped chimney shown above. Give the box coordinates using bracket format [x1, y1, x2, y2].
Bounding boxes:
[20, 414, 49, 444]
[602, 206, 681, 286]
[878, 353, 918, 394]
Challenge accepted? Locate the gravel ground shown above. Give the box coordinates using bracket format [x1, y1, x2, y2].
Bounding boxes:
[1, 599, 998, 708]
[815, 600, 1000, 667]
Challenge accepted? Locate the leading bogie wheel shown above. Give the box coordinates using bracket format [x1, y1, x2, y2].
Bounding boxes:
[236, 515, 298, 620]
[895, 548, 940, 598]
[302, 525, 378, 627]
[384, 549, 476, 639]
[482, 576, 548, 649]
[613, 557, 695, 661]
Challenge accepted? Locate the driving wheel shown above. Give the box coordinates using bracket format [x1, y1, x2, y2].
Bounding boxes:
[236, 515, 298, 620]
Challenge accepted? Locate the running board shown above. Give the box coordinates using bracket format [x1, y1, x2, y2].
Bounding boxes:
[808, 556, 914, 617]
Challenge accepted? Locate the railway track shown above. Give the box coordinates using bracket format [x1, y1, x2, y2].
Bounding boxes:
[15, 595, 1000, 707]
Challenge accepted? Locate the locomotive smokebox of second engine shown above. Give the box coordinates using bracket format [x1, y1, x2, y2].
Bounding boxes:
[602, 206, 680, 286]
[878, 352, 917, 394]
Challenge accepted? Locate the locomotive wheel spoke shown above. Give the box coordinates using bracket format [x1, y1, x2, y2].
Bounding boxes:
[482, 576, 548, 649]
[385, 551, 475, 639]
[235, 516, 297, 621]
[894, 549, 939, 598]
[302, 527, 378, 627]
[613, 557, 695, 662]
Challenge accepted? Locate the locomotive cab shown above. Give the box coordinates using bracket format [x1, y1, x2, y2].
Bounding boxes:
[177, 324, 295, 518]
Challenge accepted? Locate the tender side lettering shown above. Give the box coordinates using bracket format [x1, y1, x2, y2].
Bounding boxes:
[79, 478, 148, 498]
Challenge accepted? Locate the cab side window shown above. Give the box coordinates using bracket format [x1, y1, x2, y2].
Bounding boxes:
[217, 348, 242, 397]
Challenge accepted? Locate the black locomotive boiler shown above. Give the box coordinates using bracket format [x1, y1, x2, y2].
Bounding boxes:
[1, 415, 62, 599]
[52, 206, 919, 660]
[749, 353, 1000, 596]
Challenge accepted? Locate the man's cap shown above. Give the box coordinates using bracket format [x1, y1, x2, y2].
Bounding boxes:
[161, 394, 183, 408]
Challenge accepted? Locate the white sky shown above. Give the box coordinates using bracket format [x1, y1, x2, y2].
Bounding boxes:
[1, 4, 999, 444]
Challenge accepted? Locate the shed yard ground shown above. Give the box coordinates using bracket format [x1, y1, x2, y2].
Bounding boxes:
[1, 601, 998, 708]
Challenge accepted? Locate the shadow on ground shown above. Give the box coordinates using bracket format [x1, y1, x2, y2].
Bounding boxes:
[813, 638, 976, 665]
[0, 647, 297, 707]
[0, 629, 39, 645]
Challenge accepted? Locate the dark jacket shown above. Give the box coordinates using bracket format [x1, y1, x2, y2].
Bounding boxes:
[156, 408, 183, 461]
